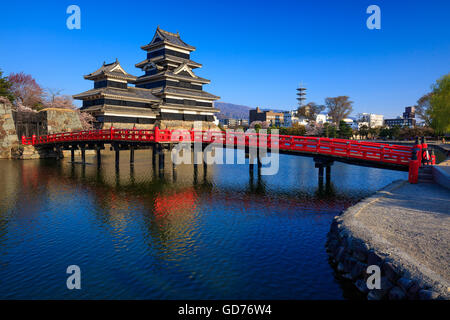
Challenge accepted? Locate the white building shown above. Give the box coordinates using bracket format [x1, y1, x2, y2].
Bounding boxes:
[358, 113, 384, 128]
[315, 113, 330, 124]
[342, 118, 358, 129]
[283, 110, 300, 127]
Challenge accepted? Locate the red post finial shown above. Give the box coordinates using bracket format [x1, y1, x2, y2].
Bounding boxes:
[154, 126, 160, 142]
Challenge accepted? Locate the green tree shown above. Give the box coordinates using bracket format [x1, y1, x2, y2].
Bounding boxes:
[325, 96, 353, 128]
[429, 74, 450, 134]
[0, 69, 14, 102]
[390, 125, 401, 139]
[322, 123, 337, 138]
[368, 127, 380, 139]
[379, 127, 391, 139]
[338, 121, 353, 139]
[358, 124, 369, 139]
[415, 93, 432, 126]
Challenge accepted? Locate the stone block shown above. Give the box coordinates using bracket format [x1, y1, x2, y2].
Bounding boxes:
[397, 277, 413, 292]
[350, 261, 367, 280]
[367, 250, 383, 267]
[388, 286, 406, 300]
[336, 246, 346, 262]
[418, 289, 440, 300]
[343, 256, 356, 273]
[367, 277, 393, 300]
[355, 279, 369, 294]
[383, 261, 401, 282]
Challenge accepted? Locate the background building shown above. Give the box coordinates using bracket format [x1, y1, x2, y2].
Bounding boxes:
[315, 113, 330, 124]
[283, 110, 300, 127]
[385, 107, 416, 128]
[357, 113, 384, 128]
[249, 107, 284, 127]
[219, 118, 248, 128]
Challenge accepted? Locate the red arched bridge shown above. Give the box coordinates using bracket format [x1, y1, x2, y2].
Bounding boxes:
[21, 127, 426, 183]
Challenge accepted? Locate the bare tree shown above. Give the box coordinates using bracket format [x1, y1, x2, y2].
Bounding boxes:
[415, 93, 432, 126]
[325, 96, 353, 127]
[297, 102, 325, 121]
[46, 88, 64, 104]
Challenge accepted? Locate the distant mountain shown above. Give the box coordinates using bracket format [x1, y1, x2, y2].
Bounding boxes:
[214, 101, 288, 120]
[214, 102, 251, 120]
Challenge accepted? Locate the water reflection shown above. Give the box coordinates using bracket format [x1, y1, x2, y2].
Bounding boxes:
[0, 148, 407, 299]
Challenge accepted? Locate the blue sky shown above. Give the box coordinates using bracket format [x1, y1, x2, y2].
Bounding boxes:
[0, 0, 449, 118]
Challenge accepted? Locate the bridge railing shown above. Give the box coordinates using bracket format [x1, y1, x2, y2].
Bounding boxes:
[21, 127, 413, 166]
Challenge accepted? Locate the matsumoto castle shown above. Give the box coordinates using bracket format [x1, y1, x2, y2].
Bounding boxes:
[73, 26, 220, 129]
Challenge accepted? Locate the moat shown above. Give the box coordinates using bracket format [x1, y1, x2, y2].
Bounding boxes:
[0, 150, 407, 299]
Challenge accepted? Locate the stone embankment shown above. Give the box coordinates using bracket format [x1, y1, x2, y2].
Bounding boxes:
[0, 98, 20, 159]
[0, 98, 85, 160]
[327, 180, 450, 300]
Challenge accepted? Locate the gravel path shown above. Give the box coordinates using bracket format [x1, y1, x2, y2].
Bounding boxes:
[340, 180, 450, 298]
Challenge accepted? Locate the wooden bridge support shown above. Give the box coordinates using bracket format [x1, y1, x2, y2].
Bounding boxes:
[81, 147, 86, 165]
[314, 157, 334, 188]
[257, 151, 262, 171]
[130, 146, 135, 166]
[96, 148, 101, 167]
[71, 148, 75, 163]
[202, 146, 208, 179]
[114, 144, 120, 170]
[149, 144, 155, 172]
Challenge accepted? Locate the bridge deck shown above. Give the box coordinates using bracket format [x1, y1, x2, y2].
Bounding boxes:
[21, 127, 413, 171]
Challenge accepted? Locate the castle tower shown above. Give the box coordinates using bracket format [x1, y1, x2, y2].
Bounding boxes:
[134, 27, 220, 125]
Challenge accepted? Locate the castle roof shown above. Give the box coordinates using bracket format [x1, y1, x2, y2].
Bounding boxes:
[141, 26, 196, 51]
[73, 86, 160, 102]
[84, 60, 137, 82]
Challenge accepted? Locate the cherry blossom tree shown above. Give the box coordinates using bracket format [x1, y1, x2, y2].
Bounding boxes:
[8, 72, 44, 109]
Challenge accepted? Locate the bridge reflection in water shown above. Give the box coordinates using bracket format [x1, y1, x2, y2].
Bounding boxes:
[0, 150, 407, 299]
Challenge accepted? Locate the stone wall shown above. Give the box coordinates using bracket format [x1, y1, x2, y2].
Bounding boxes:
[157, 120, 219, 131]
[0, 99, 20, 159]
[42, 108, 83, 134]
[101, 122, 155, 130]
[326, 183, 447, 300]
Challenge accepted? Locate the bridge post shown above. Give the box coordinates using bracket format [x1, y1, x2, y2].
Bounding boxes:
[81, 146, 86, 164]
[202, 145, 207, 178]
[257, 149, 262, 171]
[96, 147, 101, 167]
[318, 165, 324, 185]
[130, 146, 135, 166]
[152, 144, 157, 168]
[158, 144, 164, 174]
[114, 144, 120, 169]
[249, 161, 254, 175]
[193, 163, 198, 185]
[314, 157, 334, 188]
[71, 148, 75, 163]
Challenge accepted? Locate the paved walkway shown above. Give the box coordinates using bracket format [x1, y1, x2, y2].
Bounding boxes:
[340, 180, 450, 298]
